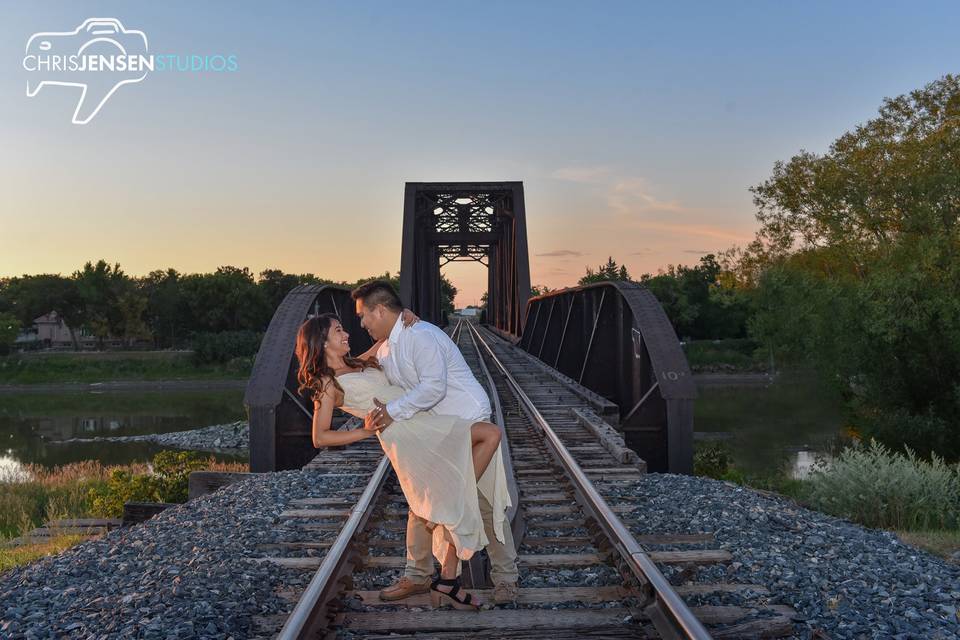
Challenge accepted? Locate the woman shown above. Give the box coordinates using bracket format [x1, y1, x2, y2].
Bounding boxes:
[295, 313, 502, 610]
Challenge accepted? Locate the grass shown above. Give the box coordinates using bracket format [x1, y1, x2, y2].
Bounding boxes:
[0, 460, 131, 540]
[0, 456, 247, 542]
[0, 534, 90, 573]
[0, 455, 248, 574]
[0, 351, 251, 384]
[896, 530, 960, 561]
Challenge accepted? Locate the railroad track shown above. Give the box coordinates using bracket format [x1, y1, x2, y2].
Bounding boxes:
[251, 320, 798, 639]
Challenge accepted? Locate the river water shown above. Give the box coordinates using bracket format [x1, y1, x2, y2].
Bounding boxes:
[0, 368, 845, 480]
[694, 367, 847, 478]
[0, 388, 247, 478]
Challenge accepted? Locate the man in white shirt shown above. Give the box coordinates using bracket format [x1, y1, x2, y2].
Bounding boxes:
[351, 280, 519, 604]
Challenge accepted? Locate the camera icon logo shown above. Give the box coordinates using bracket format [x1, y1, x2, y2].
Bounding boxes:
[24, 18, 150, 124]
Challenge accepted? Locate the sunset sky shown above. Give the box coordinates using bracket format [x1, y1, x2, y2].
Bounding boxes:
[2, 2, 957, 307]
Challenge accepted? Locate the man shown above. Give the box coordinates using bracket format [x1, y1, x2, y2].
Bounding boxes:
[351, 280, 519, 605]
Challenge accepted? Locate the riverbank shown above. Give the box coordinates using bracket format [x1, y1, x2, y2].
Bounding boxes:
[49, 421, 250, 453]
[0, 379, 247, 394]
[0, 351, 252, 385]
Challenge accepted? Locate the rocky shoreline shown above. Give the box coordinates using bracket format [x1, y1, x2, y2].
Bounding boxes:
[49, 421, 250, 453]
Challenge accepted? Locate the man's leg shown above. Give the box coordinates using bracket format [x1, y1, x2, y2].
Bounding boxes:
[478, 491, 519, 589]
[378, 509, 434, 600]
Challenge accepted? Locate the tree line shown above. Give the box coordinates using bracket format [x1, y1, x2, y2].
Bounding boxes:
[0, 267, 457, 352]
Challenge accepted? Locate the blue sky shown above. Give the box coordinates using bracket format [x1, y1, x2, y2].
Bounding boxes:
[1, 1, 957, 305]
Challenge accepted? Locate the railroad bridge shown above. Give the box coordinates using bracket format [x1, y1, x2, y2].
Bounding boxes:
[246, 180, 696, 476]
[237, 182, 797, 639]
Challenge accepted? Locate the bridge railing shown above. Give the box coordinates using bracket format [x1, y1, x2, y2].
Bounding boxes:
[516, 281, 697, 473]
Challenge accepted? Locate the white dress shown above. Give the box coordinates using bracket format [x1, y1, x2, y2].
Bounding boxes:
[337, 367, 503, 564]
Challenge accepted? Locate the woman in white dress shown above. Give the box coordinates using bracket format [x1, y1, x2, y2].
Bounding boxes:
[294, 312, 502, 610]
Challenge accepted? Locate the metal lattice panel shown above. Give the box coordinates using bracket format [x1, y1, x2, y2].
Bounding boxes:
[400, 182, 531, 335]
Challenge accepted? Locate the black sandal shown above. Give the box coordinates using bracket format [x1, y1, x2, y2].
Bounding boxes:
[429, 573, 481, 610]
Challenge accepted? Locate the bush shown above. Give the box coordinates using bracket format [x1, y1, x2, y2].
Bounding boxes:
[803, 439, 960, 531]
[88, 450, 246, 517]
[683, 339, 768, 371]
[190, 331, 262, 365]
[694, 442, 733, 479]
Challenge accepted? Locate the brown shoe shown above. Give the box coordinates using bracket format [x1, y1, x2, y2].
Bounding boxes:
[493, 580, 518, 605]
[379, 576, 431, 601]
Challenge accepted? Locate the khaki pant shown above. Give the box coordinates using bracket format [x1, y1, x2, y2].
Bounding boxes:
[404, 490, 519, 584]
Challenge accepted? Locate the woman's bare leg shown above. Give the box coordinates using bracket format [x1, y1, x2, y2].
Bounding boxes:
[435, 527, 482, 605]
[470, 421, 502, 481]
[439, 536, 459, 579]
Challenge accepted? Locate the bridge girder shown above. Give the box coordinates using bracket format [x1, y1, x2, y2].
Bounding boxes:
[400, 182, 531, 334]
[517, 281, 697, 473]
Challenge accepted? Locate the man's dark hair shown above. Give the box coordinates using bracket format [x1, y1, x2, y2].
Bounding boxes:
[351, 280, 403, 312]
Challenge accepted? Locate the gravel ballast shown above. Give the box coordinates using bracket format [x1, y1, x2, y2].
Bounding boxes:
[2, 465, 958, 638]
[0, 469, 364, 639]
[625, 473, 960, 640]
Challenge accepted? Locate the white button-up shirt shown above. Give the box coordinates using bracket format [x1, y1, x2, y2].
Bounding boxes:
[378, 315, 491, 423]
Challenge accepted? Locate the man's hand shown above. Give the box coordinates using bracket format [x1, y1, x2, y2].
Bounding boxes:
[401, 308, 420, 327]
[368, 398, 394, 431]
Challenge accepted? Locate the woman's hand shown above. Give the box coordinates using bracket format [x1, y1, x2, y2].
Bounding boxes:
[363, 410, 384, 433]
[401, 308, 420, 327]
[365, 398, 394, 433]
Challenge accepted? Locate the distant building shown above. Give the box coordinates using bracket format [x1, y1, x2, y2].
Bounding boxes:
[27, 311, 110, 349]
[459, 307, 480, 317]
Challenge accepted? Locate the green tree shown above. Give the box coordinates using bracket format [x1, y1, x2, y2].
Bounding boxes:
[258, 269, 339, 313]
[179, 266, 271, 333]
[0, 311, 19, 355]
[439, 273, 458, 316]
[579, 256, 630, 285]
[636, 255, 750, 340]
[744, 74, 960, 458]
[258, 269, 305, 312]
[116, 291, 152, 346]
[74, 260, 134, 349]
[140, 269, 188, 348]
[3, 275, 84, 348]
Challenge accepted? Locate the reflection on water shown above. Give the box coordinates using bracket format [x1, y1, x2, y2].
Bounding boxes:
[0, 389, 246, 470]
[694, 368, 846, 477]
[790, 449, 833, 479]
[0, 453, 31, 482]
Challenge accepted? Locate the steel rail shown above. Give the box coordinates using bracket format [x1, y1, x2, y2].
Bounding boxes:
[466, 322, 713, 640]
[459, 318, 523, 543]
[277, 454, 391, 639]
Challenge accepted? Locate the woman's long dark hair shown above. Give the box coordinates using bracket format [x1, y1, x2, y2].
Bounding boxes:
[295, 313, 379, 399]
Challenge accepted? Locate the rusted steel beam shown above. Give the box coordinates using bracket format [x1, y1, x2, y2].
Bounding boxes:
[517, 281, 696, 473]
